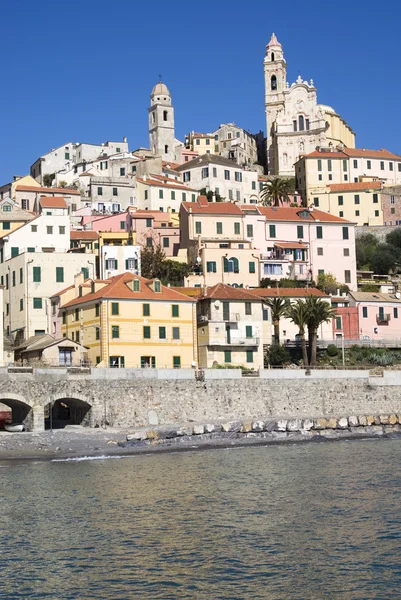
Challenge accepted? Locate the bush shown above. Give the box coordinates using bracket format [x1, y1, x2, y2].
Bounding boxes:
[267, 345, 291, 366]
[326, 344, 339, 357]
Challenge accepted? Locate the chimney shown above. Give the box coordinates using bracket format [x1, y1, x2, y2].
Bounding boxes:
[123, 136, 127, 143]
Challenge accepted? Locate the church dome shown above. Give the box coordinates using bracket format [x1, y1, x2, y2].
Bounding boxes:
[318, 104, 336, 115]
[151, 82, 171, 97]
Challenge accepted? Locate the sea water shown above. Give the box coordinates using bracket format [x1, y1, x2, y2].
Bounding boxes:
[1, 439, 401, 599]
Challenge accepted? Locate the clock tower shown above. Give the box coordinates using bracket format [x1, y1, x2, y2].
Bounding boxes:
[264, 33, 287, 174]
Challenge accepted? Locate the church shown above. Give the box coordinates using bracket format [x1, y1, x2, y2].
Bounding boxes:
[148, 81, 183, 162]
[264, 33, 355, 177]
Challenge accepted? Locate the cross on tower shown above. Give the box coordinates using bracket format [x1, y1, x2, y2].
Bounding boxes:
[158, 73, 163, 82]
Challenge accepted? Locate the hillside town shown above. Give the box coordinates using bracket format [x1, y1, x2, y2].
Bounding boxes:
[0, 32, 400, 371]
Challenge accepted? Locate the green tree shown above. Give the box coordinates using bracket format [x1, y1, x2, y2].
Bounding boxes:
[43, 173, 55, 187]
[140, 244, 166, 279]
[356, 233, 378, 270]
[260, 178, 291, 207]
[304, 296, 337, 366]
[386, 228, 401, 249]
[266, 344, 291, 366]
[285, 300, 309, 366]
[360, 284, 380, 292]
[316, 272, 348, 295]
[264, 297, 290, 345]
[370, 243, 398, 275]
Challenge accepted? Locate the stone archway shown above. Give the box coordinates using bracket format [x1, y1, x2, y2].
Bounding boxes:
[0, 393, 35, 432]
[44, 395, 93, 430]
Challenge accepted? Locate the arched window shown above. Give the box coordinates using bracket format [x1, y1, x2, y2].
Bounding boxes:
[271, 75, 277, 91]
[299, 115, 304, 131]
[224, 257, 239, 273]
[163, 110, 168, 121]
[152, 112, 155, 123]
[271, 52, 275, 61]
[164, 145, 169, 154]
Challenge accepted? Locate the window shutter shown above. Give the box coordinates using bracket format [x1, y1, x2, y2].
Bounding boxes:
[125, 259, 129, 270]
[115, 260, 118, 270]
[105, 259, 109, 269]
[223, 257, 229, 273]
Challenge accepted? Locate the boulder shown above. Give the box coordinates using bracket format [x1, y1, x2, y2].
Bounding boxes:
[204, 423, 216, 434]
[252, 421, 265, 432]
[158, 428, 179, 439]
[337, 417, 349, 429]
[193, 424, 205, 435]
[366, 415, 375, 426]
[389, 414, 398, 425]
[327, 418, 338, 429]
[374, 416, 381, 425]
[348, 415, 359, 427]
[358, 415, 367, 426]
[265, 420, 277, 432]
[379, 415, 389, 425]
[314, 418, 329, 429]
[287, 419, 302, 432]
[302, 419, 314, 431]
[241, 420, 253, 433]
[276, 420, 288, 432]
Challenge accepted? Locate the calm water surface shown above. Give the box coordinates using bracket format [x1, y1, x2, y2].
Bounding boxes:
[1, 439, 401, 599]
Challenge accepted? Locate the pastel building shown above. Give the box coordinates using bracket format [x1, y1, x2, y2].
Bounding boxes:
[179, 197, 260, 288]
[59, 272, 197, 369]
[0, 198, 34, 238]
[135, 176, 197, 213]
[349, 292, 401, 341]
[197, 284, 264, 369]
[382, 184, 401, 226]
[14, 184, 81, 213]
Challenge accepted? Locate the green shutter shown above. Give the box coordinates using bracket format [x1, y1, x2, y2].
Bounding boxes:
[56, 267, 64, 282]
[246, 325, 252, 338]
[111, 302, 119, 315]
[143, 303, 150, 316]
[173, 356, 181, 369]
[234, 222, 240, 234]
[172, 305, 179, 317]
[159, 326, 166, 339]
[269, 224, 276, 238]
[81, 267, 89, 279]
[223, 257, 229, 273]
[11, 247, 19, 258]
[33, 266, 41, 282]
[143, 326, 151, 339]
[249, 261, 255, 274]
[297, 225, 303, 238]
[224, 351, 231, 363]
[246, 350, 254, 363]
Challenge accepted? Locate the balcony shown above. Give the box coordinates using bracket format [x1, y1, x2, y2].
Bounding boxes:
[376, 313, 391, 325]
[198, 312, 241, 323]
[207, 336, 260, 346]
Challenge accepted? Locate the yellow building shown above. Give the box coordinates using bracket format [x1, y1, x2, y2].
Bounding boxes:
[310, 181, 383, 226]
[0, 198, 34, 239]
[60, 272, 198, 368]
[186, 132, 216, 155]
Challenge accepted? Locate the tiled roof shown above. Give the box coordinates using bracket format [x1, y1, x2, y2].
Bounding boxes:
[301, 151, 348, 159]
[246, 288, 329, 298]
[182, 196, 243, 215]
[39, 196, 67, 208]
[349, 291, 401, 303]
[256, 206, 351, 223]
[175, 153, 246, 171]
[192, 132, 213, 139]
[199, 283, 264, 301]
[70, 230, 99, 240]
[61, 273, 195, 308]
[302, 148, 401, 161]
[329, 181, 382, 192]
[136, 177, 196, 191]
[16, 185, 80, 195]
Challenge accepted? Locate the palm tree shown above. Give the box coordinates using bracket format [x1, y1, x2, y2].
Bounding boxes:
[260, 178, 291, 207]
[304, 296, 337, 366]
[285, 300, 309, 366]
[264, 297, 290, 345]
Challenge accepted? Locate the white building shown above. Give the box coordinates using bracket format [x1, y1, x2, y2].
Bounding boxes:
[264, 33, 355, 176]
[148, 82, 183, 162]
[135, 176, 197, 213]
[14, 184, 81, 212]
[176, 155, 259, 204]
[213, 123, 259, 167]
[100, 245, 141, 279]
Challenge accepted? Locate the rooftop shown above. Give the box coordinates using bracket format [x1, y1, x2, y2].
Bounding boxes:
[349, 291, 401, 303]
[329, 181, 382, 192]
[16, 185, 80, 195]
[39, 196, 67, 209]
[181, 196, 243, 215]
[175, 153, 249, 171]
[256, 206, 351, 223]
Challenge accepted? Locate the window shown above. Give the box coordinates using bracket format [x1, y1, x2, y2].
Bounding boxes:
[342, 227, 349, 240]
[235, 172, 242, 182]
[317, 247, 323, 256]
[297, 225, 304, 238]
[145, 218, 152, 228]
[56, 267, 64, 282]
[271, 74, 277, 90]
[11, 247, 19, 258]
[98, 187, 103, 196]
[335, 316, 342, 330]
[95, 304, 100, 317]
[46, 226, 53, 234]
[33, 266, 41, 282]
[343, 248, 350, 256]
[389, 162, 394, 171]
[116, 147, 121, 153]
[224, 351, 232, 363]
[299, 115, 304, 131]
[362, 306, 368, 318]
[171, 191, 175, 200]
[206, 138, 210, 145]
[195, 222, 202, 234]
[317, 159, 322, 172]
[62, 311, 66, 324]
[252, 181, 256, 190]
[355, 210, 360, 216]
[22, 199, 29, 210]
[344, 270, 351, 284]
[19, 298, 23, 312]
[19, 267, 23, 284]
[228, 190, 233, 200]
[183, 172, 191, 182]
[249, 261, 256, 274]
[141, 303, 150, 317]
[146, 237, 153, 248]
[133, 279, 140, 292]
[143, 326, 151, 339]
[172, 327, 180, 340]
[3, 221, 10, 230]
[159, 327, 166, 339]
[373, 193, 378, 203]
[327, 159, 332, 172]
[201, 167, 209, 179]
[380, 161, 385, 170]
[119, 221, 126, 230]
[318, 269, 324, 276]
[316, 225, 323, 239]
[159, 189, 163, 199]
[216, 222, 223, 234]
[111, 302, 119, 315]
[269, 224, 276, 238]
[206, 261, 216, 273]
[161, 236, 169, 249]
[246, 350, 254, 363]
[375, 210, 380, 217]
[339, 211, 344, 217]
[59, 226, 66, 234]
[111, 325, 120, 339]
[313, 197, 319, 207]
[11, 270, 15, 287]
[353, 159, 358, 168]
[398, 163, 401, 172]
[154, 280, 161, 292]
[394, 307, 399, 319]
[234, 222, 240, 235]
[182, 192, 186, 201]
[132, 165, 136, 173]
[391, 195, 395, 205]
[245, 302, 252, 315]
[144, 190, 148, 200]
[96, 327, 100, 340]
[113, 188, 118, 196]
[354, 194, 360, 205]
[191, 194, 196, 202]
[305, 118, 310, 131]
[171, 304, 179, 318]
[367, 160, 371, 170]
[293, 120, 297, 132]
[224, 170, 230, 180]
[224, 257, 239, 273]
[120, 167, 125, 176]
[173, 356, 181, 369]
[318, 175, 322, 181]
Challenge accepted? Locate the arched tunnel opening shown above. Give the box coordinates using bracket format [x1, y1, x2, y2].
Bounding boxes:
[45, 398, 92, 430]
[0, 400, 33, 431]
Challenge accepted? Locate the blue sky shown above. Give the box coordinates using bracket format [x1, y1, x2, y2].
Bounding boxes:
[1, 0, 400, 183]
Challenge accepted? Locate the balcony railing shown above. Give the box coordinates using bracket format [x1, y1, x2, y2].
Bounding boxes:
[207, 336, 260, 346]
[198, 313, 241, 323]
[376, 313, 391, 324]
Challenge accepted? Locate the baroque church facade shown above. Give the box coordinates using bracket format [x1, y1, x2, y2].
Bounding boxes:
[264, 33, 355, 177]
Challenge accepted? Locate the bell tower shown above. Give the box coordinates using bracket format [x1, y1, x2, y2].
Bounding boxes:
[148, 80, 176, 161]
[264, 33, 287, 137]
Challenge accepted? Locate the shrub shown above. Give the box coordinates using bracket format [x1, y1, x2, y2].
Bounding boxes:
[267, 345, 291, 366]
[326, 344, 339, 357]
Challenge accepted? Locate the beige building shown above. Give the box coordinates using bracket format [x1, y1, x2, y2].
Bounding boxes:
[179, 197, 260, 288]
[15, 184, 81, 212]
[135, 176, 197, 213]
[14, 334, 84, 367]
[59, 272, 198, 369]
[0, 198, 34, 238]
[197, 284, 264, 369]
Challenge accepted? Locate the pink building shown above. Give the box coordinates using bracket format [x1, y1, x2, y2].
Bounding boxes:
[130, 210, 179, 257]
[87, 212, 131, 233]
[349, 291, 401, 341]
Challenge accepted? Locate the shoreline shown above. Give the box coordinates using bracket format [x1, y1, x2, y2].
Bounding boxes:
[1, 422, 400, 463]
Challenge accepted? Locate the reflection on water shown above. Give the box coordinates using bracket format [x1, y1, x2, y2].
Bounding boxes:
[1, 440, 401, 599]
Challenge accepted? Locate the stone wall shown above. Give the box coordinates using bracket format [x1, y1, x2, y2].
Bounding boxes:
[2, 368, 401, 432]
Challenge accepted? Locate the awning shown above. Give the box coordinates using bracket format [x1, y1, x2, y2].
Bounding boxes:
[274, 242, 308, 249]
